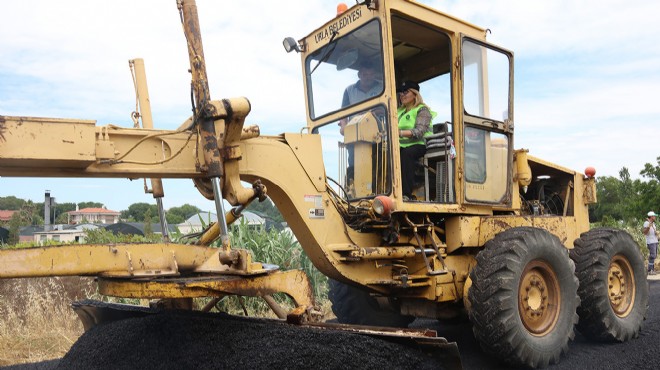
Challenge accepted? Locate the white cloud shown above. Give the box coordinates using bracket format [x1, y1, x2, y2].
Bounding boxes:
[1, 0, 658, 210]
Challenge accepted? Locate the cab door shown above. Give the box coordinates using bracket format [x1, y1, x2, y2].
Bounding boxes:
[460, 37, 514, 206]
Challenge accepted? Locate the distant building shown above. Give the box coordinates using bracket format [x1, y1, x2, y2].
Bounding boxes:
[177, 212, 217, 234]
[67, 223, 102, 232]
[0, 210, 17, 222]
[33, 229, 86, 244]
[32, 224, 100, 244]
[177, 211, 264, 234]
[19, 225, 44, 243]
[68, 207, 120, 224]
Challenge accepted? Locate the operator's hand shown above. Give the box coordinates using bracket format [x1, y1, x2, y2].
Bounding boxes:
[338, 118, 348, 136]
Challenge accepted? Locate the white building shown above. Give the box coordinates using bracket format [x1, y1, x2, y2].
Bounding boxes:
[32, 223, 100, 244]
[67, 207, 120, 224]
[33, 229, 86, 244]
[177, 211, 264, 234]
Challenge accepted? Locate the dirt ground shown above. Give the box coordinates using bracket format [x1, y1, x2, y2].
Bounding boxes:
[1, 279, 659, 370]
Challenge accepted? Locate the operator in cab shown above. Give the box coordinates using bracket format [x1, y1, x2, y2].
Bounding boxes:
[338, 61, 383, 192]
[397, 81, 436, 200]
[338, 61, 383, 134]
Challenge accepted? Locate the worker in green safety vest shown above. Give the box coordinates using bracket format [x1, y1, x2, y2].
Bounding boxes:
[396, 80, 436, 200]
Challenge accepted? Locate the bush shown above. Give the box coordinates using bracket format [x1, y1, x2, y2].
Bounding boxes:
[591, 218, 649, 260]
[0, 239, 66, 250]
[83, 228, 161, 244]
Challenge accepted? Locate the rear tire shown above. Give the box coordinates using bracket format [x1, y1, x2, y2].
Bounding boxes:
[328, 279, 414, 327]
[468, 227, 579, 368]
[570, 228, 649, 341]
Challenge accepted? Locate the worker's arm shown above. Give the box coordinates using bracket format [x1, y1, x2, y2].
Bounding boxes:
[643, 222, 651, 234]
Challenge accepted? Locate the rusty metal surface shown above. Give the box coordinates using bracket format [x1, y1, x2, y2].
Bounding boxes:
[0, 115, 6, 141]
[583, 177, 597, 204]
[0, 243, 274, 278]
[198, 117, 223, 177]
[0, 116, 96, 169]
[97, 268, 316, 309]
[241, 124, 260, 139]
[446, 215, 580, 253]
[0, 118, 201, 178]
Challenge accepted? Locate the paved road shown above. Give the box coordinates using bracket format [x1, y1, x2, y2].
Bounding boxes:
[412, 277, 660, 369]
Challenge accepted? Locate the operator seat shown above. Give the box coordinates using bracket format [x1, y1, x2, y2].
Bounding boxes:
[423, 122, 455, 203]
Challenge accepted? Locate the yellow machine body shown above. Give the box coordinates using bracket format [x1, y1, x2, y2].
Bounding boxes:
[0, 0, 597, 316]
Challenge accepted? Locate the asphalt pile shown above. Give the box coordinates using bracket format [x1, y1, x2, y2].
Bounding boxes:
[55, 310, 446, 370]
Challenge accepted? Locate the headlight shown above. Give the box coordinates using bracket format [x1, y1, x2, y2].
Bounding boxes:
[372, 196, 393, 217]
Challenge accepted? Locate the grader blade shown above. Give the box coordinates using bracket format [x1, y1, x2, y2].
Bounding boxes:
[71, 300, 461, 369]
[72, 300, 159, 332]
[298, 321, 463, 370]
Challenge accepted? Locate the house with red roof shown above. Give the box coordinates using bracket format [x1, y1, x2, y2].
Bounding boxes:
[67, 207, 120, 224]
[0, 210, 17, 222]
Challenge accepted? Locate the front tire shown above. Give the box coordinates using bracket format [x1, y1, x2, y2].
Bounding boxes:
[468, 227, 579, 368]
[328, 279, 414, 327]
[570, 228, 649, 341]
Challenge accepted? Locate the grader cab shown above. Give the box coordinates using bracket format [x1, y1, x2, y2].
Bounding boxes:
[0, 1, 649, 368]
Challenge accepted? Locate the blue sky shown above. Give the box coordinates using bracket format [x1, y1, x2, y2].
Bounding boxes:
[1, 0, 658, 212]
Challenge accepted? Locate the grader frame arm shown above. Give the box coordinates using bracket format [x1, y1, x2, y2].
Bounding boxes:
[0, 0, 322, 324]
[0, 0, 428, 327]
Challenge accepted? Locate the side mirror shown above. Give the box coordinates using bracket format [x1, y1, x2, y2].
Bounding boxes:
[282, 37, 302, 53]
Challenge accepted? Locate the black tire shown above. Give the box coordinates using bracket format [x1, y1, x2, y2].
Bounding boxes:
[570, 228, 649, 341]
[468, 227, 579, 368]
[328, 279, 414, 327]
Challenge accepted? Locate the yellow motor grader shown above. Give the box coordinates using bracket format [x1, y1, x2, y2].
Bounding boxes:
[0, 0, 649, 368]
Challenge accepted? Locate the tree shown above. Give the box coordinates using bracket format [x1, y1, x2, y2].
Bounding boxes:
[122, 203, 158, 223]
[0, 196, 25, 210]
[590, 160, 660, 223]
[7, 212, 23, 245]
[246, 197, 284, 224]
[245, 197, 285, 230]
[638, 156, 660, 213]
[166, 204, 201, 224]
[20, 201, 37, 225]
[54, 202, 76, 224]
[143, 208, 153, 236]
[55, 212, 69, 224]
[31, 214, 44, 226]
[36, 201, 77, 226]
[590, 175, 624, 222]
[640, 156, 660, 181]
[77, 201, 104, 209]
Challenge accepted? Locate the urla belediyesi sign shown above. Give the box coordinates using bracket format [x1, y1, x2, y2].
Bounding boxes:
[314, 8, 363, 43]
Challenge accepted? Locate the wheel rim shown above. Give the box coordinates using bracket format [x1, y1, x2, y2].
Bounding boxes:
[519, 260, 561, 336]
[608, 254, 636, 317]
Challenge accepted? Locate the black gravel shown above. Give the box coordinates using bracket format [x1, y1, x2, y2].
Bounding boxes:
[0, 360, 59, 370]
[55, 310, 446, 370]
[5, 281, 660, 370]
